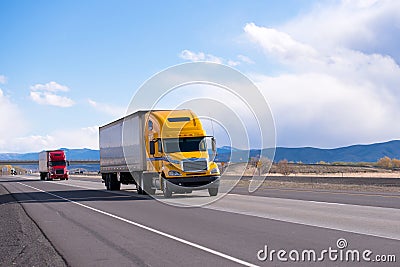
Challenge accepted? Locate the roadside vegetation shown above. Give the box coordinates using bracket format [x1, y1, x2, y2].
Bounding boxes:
[231, 156, 400, 176]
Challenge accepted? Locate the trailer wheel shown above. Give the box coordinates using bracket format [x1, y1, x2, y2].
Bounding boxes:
[40, 173, 45, 181]
[208, 187, 218, 196]
[109, 174, 121, 191]
[162, 178, 172, 198]
[102, 174, 109, 189]
[138, 175, 156, 195]
[147, 188, 156, 195]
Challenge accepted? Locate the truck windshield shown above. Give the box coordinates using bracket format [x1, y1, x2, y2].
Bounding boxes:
[50, 160, 66, 166]
[163, 137, 206, 153]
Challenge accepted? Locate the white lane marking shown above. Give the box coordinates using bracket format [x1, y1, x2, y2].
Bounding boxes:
[204, 194, 400, 241]
[16, 176, 400, 241]
[17, 182, 258, 267]
[15, 175, 152, 200]
[229, 193, 350, 206]
[48, 181, 103, 191]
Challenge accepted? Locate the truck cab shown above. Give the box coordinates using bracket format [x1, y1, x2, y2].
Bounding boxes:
[146, 110, 220, 197]
[39, 150, 69, 180]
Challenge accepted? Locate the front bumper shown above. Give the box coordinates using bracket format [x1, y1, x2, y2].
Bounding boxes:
[166, 175, 220, 188]
[50, 174, 69, 179]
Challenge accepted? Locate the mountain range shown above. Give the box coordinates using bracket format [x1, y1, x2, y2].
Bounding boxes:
[0, 140, 399, 164]
[215, 140, 400, 163]
[0, 148, 99, 161]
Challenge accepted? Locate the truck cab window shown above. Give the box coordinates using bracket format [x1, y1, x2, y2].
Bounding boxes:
[163, 137, 207, 153]
[50, 160, 67, 166]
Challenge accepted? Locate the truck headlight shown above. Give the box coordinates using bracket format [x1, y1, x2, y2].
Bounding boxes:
[210, 167, 219, 174]
[168, 170, 181, 176]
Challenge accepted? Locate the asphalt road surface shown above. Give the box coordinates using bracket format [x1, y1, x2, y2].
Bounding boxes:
[0, 175, 399, 266]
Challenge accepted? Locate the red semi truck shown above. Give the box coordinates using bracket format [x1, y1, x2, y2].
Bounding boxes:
[39, 150, 69, 181]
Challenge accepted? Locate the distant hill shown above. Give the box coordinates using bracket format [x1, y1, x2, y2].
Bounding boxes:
[0, 148, 99, 161]
[216, 140, 400, 163]
[0, 140, 399, 164]
[273, 140, 400, 163]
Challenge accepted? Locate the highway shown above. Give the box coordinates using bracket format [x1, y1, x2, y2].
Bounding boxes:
[1, 175, 399, 266]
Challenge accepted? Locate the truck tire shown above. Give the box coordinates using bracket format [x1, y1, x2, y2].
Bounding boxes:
[109, 174, 121, 191]
[208, 187, 218, 196]
[40, 173, 45, 181]
[163, 178, 172, 198]
[138, 175, 156, 195]
[146, 188, 156, 195]
[102, 174, 109, 189]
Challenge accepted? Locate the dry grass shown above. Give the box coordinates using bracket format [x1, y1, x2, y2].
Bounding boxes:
[219, 162, 400, 178]
[219, 162, 400, 193]
[233, 179, 400, 193]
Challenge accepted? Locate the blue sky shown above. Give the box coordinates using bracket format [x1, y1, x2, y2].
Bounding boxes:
[1, 0, 400, 152]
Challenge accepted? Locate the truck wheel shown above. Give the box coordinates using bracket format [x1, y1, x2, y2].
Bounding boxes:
[109, 174, 121, 191]
[40, 173, 45, 181]
[147, 188, 156, 195]
[208, 187, 218, 196]
[139, 175, 156, 195]
[106, 177, 110, 190]
[163, 179, 172, 198]
[102, 174, 109, 189]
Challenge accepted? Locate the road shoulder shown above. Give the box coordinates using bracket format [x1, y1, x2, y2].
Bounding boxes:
[0, 184, 66, 266]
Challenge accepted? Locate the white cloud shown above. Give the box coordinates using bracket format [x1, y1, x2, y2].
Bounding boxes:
[227, 60, 240, 67]
[282, 0, 400, 59]
[0, 126, 99, 153]
[237, 55, 254, 64]
[0, 75, 7, 84]
[30, 81, 69, 92]
[180, 50, 222, 64]
[243, 0, 400, 147]
[0, 89, 27, 147]
[30, 81, 75, 107]
[180, 50, 251, 67]
[244, 23, 318, 64]
[0, 91, 97, 152]
[30, 91, 75, 107]
[253, 73, 400, 147]
[88, 99, 126, 118]
[180, 50, 206, 61]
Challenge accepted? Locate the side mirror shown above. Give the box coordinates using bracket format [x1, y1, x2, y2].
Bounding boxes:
[149, 141, 155, 155]
[157, 139, 163, 153]
[211, 137, 217, 161]
[212, 137, 216, 152]
[67, 160, 70, 166]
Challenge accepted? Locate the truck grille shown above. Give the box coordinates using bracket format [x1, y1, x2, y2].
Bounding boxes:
[183, 160, 207, 172]
[55, 169, 64, 175]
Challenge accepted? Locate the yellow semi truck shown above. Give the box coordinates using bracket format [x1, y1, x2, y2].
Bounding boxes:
[99, 110, 220, 197]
